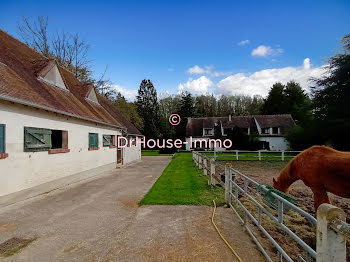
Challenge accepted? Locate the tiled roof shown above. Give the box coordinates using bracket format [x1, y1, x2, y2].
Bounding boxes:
[254, 114, 295, 136]
[186, 114, 295, 137]
[0, 30, 142, 135]
[221, 116, 253, 128]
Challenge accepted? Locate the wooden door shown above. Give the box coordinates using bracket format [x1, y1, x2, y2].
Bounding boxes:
[117, 149, 123, 163]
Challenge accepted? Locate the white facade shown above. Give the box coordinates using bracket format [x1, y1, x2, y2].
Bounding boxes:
[0, 102, 141, 197]
[258, 136, 289, 151]
[254, 117, 288, 150]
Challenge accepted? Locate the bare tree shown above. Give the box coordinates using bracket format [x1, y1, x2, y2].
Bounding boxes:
[18, 16, 51, 57]
[18, 16, 116, 99]
[93, 66, 116, 98]
[18, 16, 92, 83]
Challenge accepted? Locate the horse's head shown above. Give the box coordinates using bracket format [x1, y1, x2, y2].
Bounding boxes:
[272, 177, 290, 194]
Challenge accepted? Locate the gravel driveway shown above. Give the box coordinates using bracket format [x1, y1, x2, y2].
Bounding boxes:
[0, 156, 263, 262]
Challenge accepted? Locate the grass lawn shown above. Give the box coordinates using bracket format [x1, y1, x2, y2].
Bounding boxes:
[139, 152, 225, 206]
[202, 151, 298, 161]
[141, 150, 173, 156]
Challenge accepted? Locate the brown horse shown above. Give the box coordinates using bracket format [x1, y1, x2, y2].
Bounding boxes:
[273, 145, 350, 210]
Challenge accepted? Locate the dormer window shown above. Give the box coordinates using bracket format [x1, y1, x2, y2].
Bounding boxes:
[204, 128, 214, 136]
[86, 88, 100, 105]
[272, 127, 279, 134]
[261, 128, 270, 134]
[37, 60, 67, 90]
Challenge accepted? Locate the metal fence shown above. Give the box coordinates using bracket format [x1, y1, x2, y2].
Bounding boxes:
[192, 151, 350, 262]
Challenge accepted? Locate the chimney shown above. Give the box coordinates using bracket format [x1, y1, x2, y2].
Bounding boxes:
[229, 115, 231, 121]
[187, 117, 191, 123]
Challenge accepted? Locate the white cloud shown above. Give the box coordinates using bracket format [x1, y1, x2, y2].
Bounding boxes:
[188, 65, 208, 74]
[216, 58, 326, 97]
[187, 65, 229, 77]
[251, 45, 283, 57]
[238, 40, 250, 46]
[112, 85, 138, 101]
[303, 58, 311, 70]
[178, 76, 214, 94]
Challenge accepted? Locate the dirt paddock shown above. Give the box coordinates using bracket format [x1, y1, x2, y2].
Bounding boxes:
[218, 160, 350, 261]
[222, 160, 350, 221]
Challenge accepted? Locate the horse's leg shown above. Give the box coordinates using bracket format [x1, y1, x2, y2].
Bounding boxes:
[311, 186, 331, 211]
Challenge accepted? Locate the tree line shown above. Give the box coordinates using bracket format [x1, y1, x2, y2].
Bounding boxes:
[132, 33, 350, 150]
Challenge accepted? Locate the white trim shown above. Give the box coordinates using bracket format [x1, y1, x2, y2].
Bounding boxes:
[38, 76, 70, 92]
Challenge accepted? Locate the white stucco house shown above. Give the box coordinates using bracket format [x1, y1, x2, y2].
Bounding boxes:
[0, 30, 143, 203]
[185, 114, 296, 151]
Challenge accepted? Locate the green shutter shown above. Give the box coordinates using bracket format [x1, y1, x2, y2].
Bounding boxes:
[24, 127, 52, 152]
[89, 133, 94, 147]
[0, 124, 5, 154]
[103, 135, 111, 147]
[89, 133, 98, 148]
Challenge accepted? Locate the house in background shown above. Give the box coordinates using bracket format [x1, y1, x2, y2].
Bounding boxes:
[185, 114, 295, 151]
[0, 30, 142, 202]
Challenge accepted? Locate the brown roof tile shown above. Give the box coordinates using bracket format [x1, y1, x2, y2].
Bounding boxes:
[221, 116, 253, 128]
[186, 114, 295, 137]
[0, 29, 141, 135]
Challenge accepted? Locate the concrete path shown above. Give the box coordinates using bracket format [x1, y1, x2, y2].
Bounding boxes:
[0, 156, 264, 262]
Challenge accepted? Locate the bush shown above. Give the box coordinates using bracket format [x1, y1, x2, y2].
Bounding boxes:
[159, 147, 177, 154]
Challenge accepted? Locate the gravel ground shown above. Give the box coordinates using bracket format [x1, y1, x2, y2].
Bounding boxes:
[225, 161, 350, 220]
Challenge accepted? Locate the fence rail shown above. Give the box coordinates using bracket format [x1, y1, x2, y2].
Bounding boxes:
[195, 150, 301, 161]
[192, 151, 350, 262]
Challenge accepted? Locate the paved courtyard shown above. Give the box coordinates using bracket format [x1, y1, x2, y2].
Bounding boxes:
[0, 156, 263, 262]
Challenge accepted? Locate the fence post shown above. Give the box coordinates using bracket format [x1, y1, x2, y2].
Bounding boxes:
[316, 203, 346, 262]
[236, 150, 239, 160]
[199, 155, 203, 169]
[258, 151, 261, 161]
[225, 163, 232, 205]
[281, 151, 285, 161]
[214, 150, 217, 160]
[210, 158, 215, 186]
[204, 158, 207, 176]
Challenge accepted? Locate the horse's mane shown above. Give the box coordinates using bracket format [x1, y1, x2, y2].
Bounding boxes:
[278, 159, 294, 184]
[277, 146, 344, 185]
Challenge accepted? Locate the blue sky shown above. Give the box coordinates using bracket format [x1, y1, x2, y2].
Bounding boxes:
[1, 0, 349, 100]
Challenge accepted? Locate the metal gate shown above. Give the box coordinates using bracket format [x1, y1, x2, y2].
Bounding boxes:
[192, 151, 317, 262]
[227, 166, 317, 262]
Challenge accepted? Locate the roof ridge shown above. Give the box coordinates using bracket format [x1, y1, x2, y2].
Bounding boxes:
[253, 114, 292, 117]
[0, 30, 141, 133]
[0, 29, 83, 81]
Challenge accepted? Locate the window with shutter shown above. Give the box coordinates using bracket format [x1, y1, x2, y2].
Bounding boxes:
[0, 124, 5, 154]
[103, 135, 111, 147]
[89, 133, 99, 149]
[24, 127, 52, 152]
